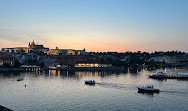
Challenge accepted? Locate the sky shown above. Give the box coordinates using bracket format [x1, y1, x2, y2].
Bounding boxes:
[0, 0, 188, 52]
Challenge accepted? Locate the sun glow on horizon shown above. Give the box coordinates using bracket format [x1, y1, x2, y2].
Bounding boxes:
[1, 37, 187, 53]
[0, 0, 188, 53]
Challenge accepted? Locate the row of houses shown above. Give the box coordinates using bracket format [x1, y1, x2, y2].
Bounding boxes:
[0, 52, 15, 67]
[0, 52, 112, 69]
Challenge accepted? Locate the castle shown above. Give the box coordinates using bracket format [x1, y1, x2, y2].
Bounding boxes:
[28, 40, 49, 53]
[1, 40, 86, 55]
[2, 40, 49, 53]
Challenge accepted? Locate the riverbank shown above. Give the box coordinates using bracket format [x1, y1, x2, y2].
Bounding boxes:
[0, 68, 25, 72]
[0, 105, 13, 111]
[1, 67, 187, 73]
[48, 67, 128, 71]
[0, 67, 128, 73]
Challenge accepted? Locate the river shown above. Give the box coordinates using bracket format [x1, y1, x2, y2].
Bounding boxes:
[0, 68, 188, 111]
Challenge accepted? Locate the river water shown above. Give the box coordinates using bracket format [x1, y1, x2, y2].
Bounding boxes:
[0, 68, 188, 111]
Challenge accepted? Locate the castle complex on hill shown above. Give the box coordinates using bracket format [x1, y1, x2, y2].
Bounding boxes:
[1, 40, 85, 55]
[28, 40, 49, 53]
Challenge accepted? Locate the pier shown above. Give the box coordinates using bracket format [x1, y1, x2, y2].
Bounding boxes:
[149, 75, 188, 79]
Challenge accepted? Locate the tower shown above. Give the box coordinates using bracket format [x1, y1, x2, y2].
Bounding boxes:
[83, 48, 86, 52]
[31, 39, 35, 48]
[28, 42, 31, 49]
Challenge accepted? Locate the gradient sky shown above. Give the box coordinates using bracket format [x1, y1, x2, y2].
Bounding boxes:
[0, 0, 188, 52]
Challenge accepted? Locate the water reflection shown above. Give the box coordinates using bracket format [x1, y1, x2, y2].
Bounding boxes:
[0, 72, 22, 79]
[137, 91, 159, 97]
[97, 82, 131, 90]
[0, 70, 129, 80]
[0, 69, 188, 111]
[0, 68, 187, 80]
[85, 84, 95, 86]
[150, 78, 167, 82]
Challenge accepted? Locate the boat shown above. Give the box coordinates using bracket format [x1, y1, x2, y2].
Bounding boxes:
[137, 85, 160, 93]
[17, 78, 23, 81]
[85, 80, 95, 85]
[178, 73, 188, 76]
[149, 72, 188, 79]
[148, 71, 167, 78]
[151, 71, 167, 77]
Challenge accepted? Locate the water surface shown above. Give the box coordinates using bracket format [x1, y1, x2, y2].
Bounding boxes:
[0, 68, 188, 111]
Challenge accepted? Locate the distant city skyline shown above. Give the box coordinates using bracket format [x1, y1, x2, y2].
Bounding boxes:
[0, 0, 188, 52]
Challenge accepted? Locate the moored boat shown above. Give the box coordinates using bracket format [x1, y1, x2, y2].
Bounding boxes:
[137, 85, 160, 93]
[151, 71, 167, 77]
[148, 71, 167, 78]
[178, 73, 188, 76]
[149, 72, 188, 79]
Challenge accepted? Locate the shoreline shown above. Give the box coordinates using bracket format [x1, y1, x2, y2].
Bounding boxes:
[0, 105, 13, 111]
[0, 68, 26, 73]
[48, 67, 128, 71]
[0, 67, 187, 73]
[0, 67, 128, 72]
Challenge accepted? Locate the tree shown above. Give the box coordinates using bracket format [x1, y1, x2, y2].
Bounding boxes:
[13, 60, 21, 68]
[40, 62, 45, 68]
[3, 63, 11, 68]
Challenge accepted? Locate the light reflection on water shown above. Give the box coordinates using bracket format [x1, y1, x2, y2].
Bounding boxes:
[0, 68, 188, 111]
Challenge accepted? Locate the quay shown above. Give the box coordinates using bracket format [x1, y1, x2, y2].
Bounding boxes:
[0, 105, 13, 111]
[149, 75, 188, 79]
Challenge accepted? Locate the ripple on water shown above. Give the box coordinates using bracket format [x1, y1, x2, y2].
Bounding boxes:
[0, 69, 188, 111]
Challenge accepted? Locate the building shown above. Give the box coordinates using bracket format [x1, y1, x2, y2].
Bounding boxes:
[2, 40, 85, 55]
[47, 47, 86, 55]
[75, 60, 112, 68]
[2, 47, 28, 53]
[2, 40, 49, 53]
[57, 55, 85, 66]
[0, 52, 15, 67]
[28, 40, 49, 53]
[149, 56, 177, 64]
[75, 59, 112, 68]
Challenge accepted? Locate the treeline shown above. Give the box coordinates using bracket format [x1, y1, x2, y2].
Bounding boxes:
[1, 60, 21, 68]
[103, 55, 165, 70]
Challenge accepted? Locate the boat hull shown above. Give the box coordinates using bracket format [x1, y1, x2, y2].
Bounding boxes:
[137, 88, 160, 93]
[17, 78, 23, 81]
[85, 81, 95, 85]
